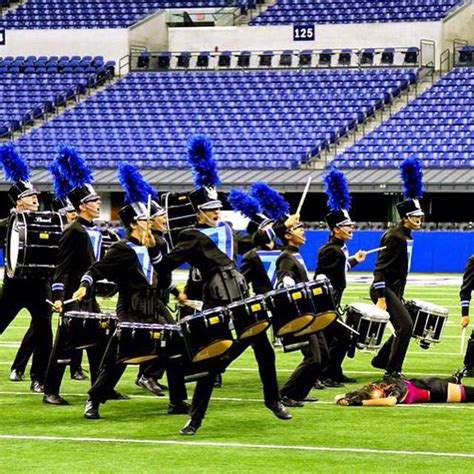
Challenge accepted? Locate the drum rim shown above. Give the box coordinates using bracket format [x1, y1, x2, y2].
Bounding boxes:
[227, 294, 265, 308]
[347, 302, 390, 318]
[406, 299, 449, 315]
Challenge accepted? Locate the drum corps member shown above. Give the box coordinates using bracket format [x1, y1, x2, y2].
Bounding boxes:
[315, 168, 365, 386]
[370, 157, 425, 379]
[158, 135, 292, 435]
[453, 254, 474, 378]
[44, 145, 114, 405]
[74, 165, 188, 419]
[0, 144, 53, 392]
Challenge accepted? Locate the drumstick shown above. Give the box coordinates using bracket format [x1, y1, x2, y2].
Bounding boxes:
[295, 176, 312, 217]
[460, 327, 467, 355]
[336, 318, 360, 336]
[45, 299, 55, 307]
[182, 300, 204, 311]
[348, 246, 386, 259]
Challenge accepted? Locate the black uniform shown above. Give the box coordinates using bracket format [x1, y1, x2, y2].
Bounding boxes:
[460, 255, 474, 370]
[44, 217, 108, 397]
[81, 236, 186, 406]
[0, 213, 53, 385]
[277, 246, 328, 401]
[158, 222, 268, 423]
[315, 236, 359, 381]
[370, 223, 414, 374]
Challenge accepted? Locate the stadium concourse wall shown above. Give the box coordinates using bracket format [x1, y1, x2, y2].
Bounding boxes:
[0, 10, 168, 66]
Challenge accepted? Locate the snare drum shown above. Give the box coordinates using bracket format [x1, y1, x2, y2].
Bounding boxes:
[345, 303, 389, 350]
[265, 283, 314, 336]
[6, 211, 64, 279]
[62, 310, 117, 350]
[180, 307, 234, 363]
[293, 278, 337, 336]
[227, 295, 270, 340]
[405, 299, 449, 348]
[117, 322, 181, 364]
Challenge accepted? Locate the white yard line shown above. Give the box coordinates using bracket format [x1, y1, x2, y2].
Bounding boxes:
[0, 434, 472, 458]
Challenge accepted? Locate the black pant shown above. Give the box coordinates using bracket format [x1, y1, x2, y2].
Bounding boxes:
[11, 324, 84, 376]
[370, 286, 413, 373]
[0, 278, 52, 383]
[280, 333, 328, 400]
[321, 318, 351, 380]
[463, 330, 474, 369]
[89, 333, 187, 406]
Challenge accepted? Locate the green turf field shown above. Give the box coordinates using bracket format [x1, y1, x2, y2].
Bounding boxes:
[0, 276, 473, 473]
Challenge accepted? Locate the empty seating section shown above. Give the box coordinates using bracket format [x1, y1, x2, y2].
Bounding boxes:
[250, 0, 462, 25]
[0, 0, 250, 29]
[332, 67, 474, 169]
[13, 68, 418, 169]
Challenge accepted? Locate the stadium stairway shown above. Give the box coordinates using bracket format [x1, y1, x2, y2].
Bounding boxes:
[318, 67, 439, 168]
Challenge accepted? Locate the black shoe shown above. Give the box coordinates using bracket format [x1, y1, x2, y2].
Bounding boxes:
[156, 382, 168, 391]
[313, 379, 326, 390]
[84, 399, 100, 419]
[281, 395, 304, 408]
[371, 357, 386, 370]
[214, 373, 222, 388]
[452, 367, 468, 384]
[298, 397, 319, 402]
[322, 378, 344, 388]
[107, 390, 130, 400]
[168, 402, 191, 415]
[71, 369, 88, 381]
[30, 380, 44, 393]
[338, 375, 357, 384]
[180, 418, 201, 435]
[9, 369, 23, 382]
[268, 401, 292, 420]
[383, 371, 404, 380]
[135, 375, 165, 397]
[43, 394, 70, 406]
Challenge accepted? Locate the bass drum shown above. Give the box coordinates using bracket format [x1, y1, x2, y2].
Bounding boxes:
[6, 211, 64, 279]
[94, 227, 120, 297]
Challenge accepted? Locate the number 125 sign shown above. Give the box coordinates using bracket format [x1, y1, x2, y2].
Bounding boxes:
[293, 25, 315, 41]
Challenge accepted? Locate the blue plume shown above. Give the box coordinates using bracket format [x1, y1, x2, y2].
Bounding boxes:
[250, 182, 289, 220]
[56, 143, 93, 188]
[49, 160, 72, 200]
[118, 162, 158, 204]
[187, 134, 221, 188]
[0, 143, 29, 182]
[400, 156, 424, 199]
[323, 168, 351, 211]
[228, 189, 261, 219]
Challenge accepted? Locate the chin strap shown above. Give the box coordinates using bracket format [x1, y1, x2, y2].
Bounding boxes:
[288, 229, 306, 245]
[336, 224, 352, 240]
[198, 210, 219, 227]
[407, 215, 422, 228]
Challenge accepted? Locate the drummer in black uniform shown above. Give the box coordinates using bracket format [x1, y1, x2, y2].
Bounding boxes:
[44, 145, 112, 405]
[158, 135, 292, 435]
[453, 255, 474, 379]
[274, 214, 327, 405]
[0, 143, 53, 392]
[315, 168, 365, 387]
[370, 157, 425, 379]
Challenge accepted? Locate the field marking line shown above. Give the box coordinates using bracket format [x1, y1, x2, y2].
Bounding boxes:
[0, 434, 472, 458]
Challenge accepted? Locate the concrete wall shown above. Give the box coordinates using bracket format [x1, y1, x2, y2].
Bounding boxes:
[129, 10, 169, 51]
[442, 2, 474, 56]
[0, 29, 130, 65]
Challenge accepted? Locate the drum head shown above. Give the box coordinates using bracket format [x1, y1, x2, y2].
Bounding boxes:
[276, 314, 314, 337]
[192, 340, 233, 362]
[8, 224, 20, 274]
[123, 354, 159, 364]
[294, 311, 337, 336]
[239, 321, 270, 340]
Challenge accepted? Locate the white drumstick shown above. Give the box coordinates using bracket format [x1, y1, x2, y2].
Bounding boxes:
[460, 327, 467, 355]
[45, 299, 54, 307]
[182, 300, 204, 311]
[64, 297, 78, 305]
[349, 246, 386, 259]
[296, 176, 312, 217]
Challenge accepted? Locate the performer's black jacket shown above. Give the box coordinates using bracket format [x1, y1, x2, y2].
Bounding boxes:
[157, 223, 266, 283]
[373, 223, 412, 299]
[153, 230, 179, 302]
[79, 237, 163, 322]
[52, 217, 97, 301]
[460, 255, 474, 317]
[276, 245, 309, 285]
[241, 247, 279, 295]
[315, 236, 359, 305]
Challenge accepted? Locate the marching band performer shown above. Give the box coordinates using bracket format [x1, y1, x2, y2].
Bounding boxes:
[370, 157, 425, 379]
[43, 145, 113, 405]
[74, 164, 188, 419]
[157, 135, 292, 435]
[315, 168, 365, 387]
[453, 254, 474, 379]
[0, 144, 53, 392]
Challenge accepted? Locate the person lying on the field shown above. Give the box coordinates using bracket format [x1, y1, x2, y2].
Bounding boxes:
[335, 376, 474, 406]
